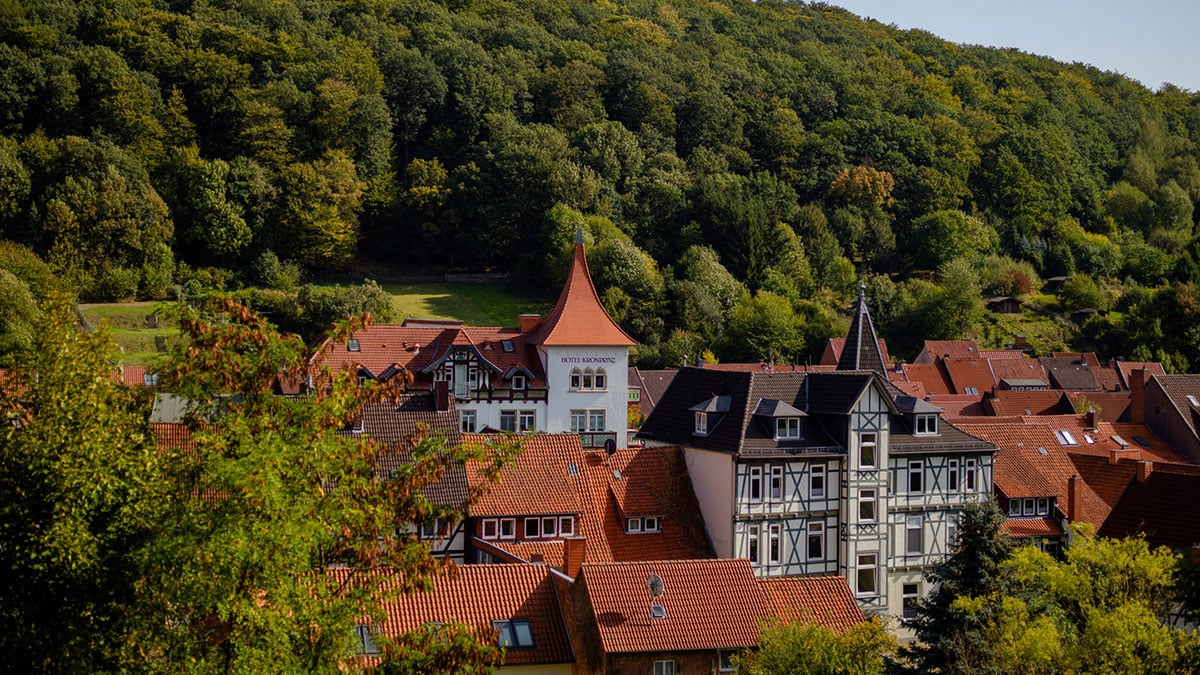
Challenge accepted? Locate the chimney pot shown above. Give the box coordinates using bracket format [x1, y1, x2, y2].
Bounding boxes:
[562, 536, 586, 579]
[518, 314, 542, 334]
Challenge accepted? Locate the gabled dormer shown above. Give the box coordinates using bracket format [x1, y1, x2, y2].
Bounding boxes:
[753, 399, 807, 441]
[894, 396, 942, 436]
[690, 395, 731, 436]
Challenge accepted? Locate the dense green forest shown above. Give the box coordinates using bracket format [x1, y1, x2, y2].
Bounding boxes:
[2, 0, 1200, 368]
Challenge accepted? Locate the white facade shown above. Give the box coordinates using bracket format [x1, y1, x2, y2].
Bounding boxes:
[538, 344, 629, 443]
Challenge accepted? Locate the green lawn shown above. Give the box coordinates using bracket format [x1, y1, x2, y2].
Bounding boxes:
[379, 282, 552, 326]
[79, 302, 179, 366]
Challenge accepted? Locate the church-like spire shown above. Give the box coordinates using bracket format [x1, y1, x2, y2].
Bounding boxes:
[529, 229, 636, 346]
[837, 283, 887, 375]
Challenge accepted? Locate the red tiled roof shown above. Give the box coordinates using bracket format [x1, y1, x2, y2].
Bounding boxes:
[110, 365, 148, 386]
[1003, 517, 1063, 538]
[1099, 462, 1200, 548]
[1040, 417, 1191, 464]
[483, 539, 566, 567]
[582, 559, 770, 653]
[332, 564, 573, 665]
[930, 394, 990, 419]
[988, 358, 1049, 386]
[899, 363, 955, 397]
[577, 446, 714, 564]
[1115, 361, 1165, 389]
[986, 390, 1075, 417]
[151, 422, 195, 451]
[919, 340, 981, 361]
[979, 349, 1027, 360]
[942, 357, 995, 395]
[758, 576, 865, 634]
[1067, 453, 1138, 519]
[821, 338, 891, 369]
[1064, 391, 1130, 422]
[464, 433, 584, 518]
[530, 237, 636, 346]
[892, 380, 928, 398]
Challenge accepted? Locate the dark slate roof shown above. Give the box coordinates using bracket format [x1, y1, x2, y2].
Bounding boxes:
[804, 372, 877, 414]
[357, 394, 468, 507]
[888, 418, 997, 456]
[1150, 374, 1200, 440]
[1041, 357, 1100, 391]
[836, 285, 888, 376]
[753, 399, 807, 417]
[894, 396, 942, 414]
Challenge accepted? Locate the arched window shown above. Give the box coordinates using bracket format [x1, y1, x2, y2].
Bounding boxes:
[570, 368, 582, 390]
[582, 368, 594, 390]
[594, 368, 607, 390]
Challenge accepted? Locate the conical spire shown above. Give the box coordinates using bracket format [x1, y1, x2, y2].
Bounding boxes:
[837, 283, 887, 375]
[529, 229, 636, 346]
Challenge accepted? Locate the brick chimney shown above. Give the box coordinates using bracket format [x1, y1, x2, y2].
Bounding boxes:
[1109, 448, 1122, 465]
[518, 314, 542, 334]
[1067, 474, 1079, 521]
[562, 536, 586, 579]
[1130, 368, 1146, 423]
[434, 380, 450, 412]
[1085, 408, 1097, 431]
[1137, 460, 1153, 483]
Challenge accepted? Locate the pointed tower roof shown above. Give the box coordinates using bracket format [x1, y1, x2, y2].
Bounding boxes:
[529, 229, 637, 346]
[837, 283, 887, 375]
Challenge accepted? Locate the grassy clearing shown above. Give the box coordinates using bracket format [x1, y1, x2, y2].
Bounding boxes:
[378, 282, 552, 326]
[79, 302, 179, 366]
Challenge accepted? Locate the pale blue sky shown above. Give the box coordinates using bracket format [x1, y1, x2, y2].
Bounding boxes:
[831, 1, 1199, 92]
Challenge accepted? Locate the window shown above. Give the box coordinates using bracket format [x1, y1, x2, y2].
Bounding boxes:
[588, 410, 606, 432]
[1008, 499, 1021, 516]
[1054, 429, 1078, 446]
[906, 515, 923, 554]
[749, 467, 762, 501]
[859, 489, 877, 522]
[510, 374, 526, 390]
[347, 338, 360, 353]
[965, 459, 977, 490]
[653, 660, 676, 675]
[963, 387, 978, 396]
[501, 339, 514, 352]
[570, 410, 586, 433]
[776, 417, 801, 439]
[628, 388, 641, 402]
[810, 465, 825, 499]
[947, 513, 958, 548]
[627, 517, 641, 533]
[908, 460, 924, 494]
[643, 517, 659, 532]
[482, 519, 498, 539]
[467, 367, 479, 392]
[770, 466, 784, 500]
[493, 619, 534, 648]
[594, 368, 607, 390]
[519, 410, 536, 431]
[582, 369, 594, 390]
[559, 517, 574, 536]
[524, 517, 540, 539]
[419, 518, 440, 540]
[719, 649, 737, 672]
[542, 517, 556, 537]
[499, 518, 515, 539]
[859, 432, 877, 468]
[143, 372, 159, 386]
[902, 583, 920, 620]
[915, 414, 938, 435]
[807, 521, 824, 560]
[948, 459, 959, 491]
[1037, 498, 1049, 515]
[570, 369, 582, 390]
[857, 553, 878, 596]
[355, 623, 380, 655]
[768, 524, 782, 563]
[748, 525, 760, 563]
[695, 411, 709, 435]
[500, 411, 517, 432]
[1022, 498, 1035, 516]
[460, 410, 476, 433]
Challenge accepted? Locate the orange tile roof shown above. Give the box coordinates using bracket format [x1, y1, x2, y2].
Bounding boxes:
[530, 236, 636, 346]
[151, 422, 196, 451]
[484, 539, 566, 567]
[110, 365, 148, 386]
[988, 358, 1049, 386]
[758, 576, 865, 634]
[986, 390, 1074, 417]
[332, 564, 573, 665]
[577, 446, 714, 564]
[464, 433, 585, 518]
[1003, 517, 1063, 538]
[899, 363, 955, 397]
[942, 357, 995, 395]
[1115, 361, 1165, 389]
[1067, 453, 1138, 520]
[1064, 391, 1130, 422]
[822, 337, 891, 369]
[920, 340, 981, 361]
[582, 559, 770, 653]
[930, 394, 990, 419]
[892, 380, 928, 398]
[979, 349, 1028, 360]
[1033, 417, 1191, 464]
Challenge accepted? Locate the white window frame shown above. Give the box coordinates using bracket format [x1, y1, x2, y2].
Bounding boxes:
[460, 409, 476, 433]
[908, 460, 924, 494]
[499, 518, 516, 540]
[500, 410, 517, 433]
[519, 410, 536, 432]
[694, 411, 709, 436]
[719, 649, 737, 672]
[770, 466, 784, 500]
[1023, 498, 1035, 516]
[1037, 497, 1049, 515]
[902, 583, 920, 620]
[776, 417, 800, 439]
[626, 517, 642, 533]
[347, 338, 360, 353]
[768, 523, 782, 564]
[1008, 499, 1022, 516]
[859, 489, 877, 522]
[965, 458, 977, 491]
[570, 409, 587, 433]
[915, 414, 938, 435]
[588, 409, 606, 432]
[749, 466, 762, 501]
[947, 513, 958, 548]
[594, 368, 607, 390]
[807, 521, 824, 561]
[628, 388, 641, 402]
[810, 464, 825, 499]
[856, 552, 878, 596]
[541, 516, 556, 537]
[643, 516, 659, 532]
[558, 516, 574, 536]
[510, 373, 526, 390]
[860, 432, 878, 468]
[906, 514, 923, 554]
[653, 660, 676, 675]
[582, 368, 594, 390]
[570, 368, 582, 390]
[948, 459, 959, 491]
[747, 524, 760, 563]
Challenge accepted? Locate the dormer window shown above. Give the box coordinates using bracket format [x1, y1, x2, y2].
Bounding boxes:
[776, 417, 801, 439]
[914, 414, 938, 435]
[695, 412, 709, 436]
[511, 374, 526, 390]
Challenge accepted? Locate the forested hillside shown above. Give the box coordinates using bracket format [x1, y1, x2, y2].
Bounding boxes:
[2, 0, 1199, 367]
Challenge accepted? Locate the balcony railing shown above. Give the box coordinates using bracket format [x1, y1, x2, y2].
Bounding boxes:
[578, 431, 618, 449]
[461, 388, 550, 403]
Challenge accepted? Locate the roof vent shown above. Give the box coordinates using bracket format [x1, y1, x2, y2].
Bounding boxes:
[1111, 434, 1129, 449]
[1037, 447, 1048, 455]
[567, 462, 579, 476]
[650, 605, 667, 620]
